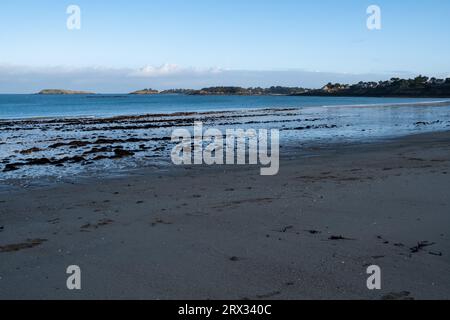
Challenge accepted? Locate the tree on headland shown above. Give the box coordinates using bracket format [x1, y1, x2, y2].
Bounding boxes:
[127, 76, 450, 98]
[299, 75, 450, 98]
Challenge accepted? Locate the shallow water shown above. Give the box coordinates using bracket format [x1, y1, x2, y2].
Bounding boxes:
[1, 96, 450, 181]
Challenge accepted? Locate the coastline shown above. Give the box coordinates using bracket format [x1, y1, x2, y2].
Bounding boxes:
[1, 130, 449, 299]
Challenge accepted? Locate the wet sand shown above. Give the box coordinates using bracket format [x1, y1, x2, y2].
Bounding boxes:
[0, 130, 449, 299]
[2, 104, 450, 180]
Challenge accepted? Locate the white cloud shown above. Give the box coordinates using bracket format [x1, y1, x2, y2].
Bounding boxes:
[0, 63, 419, 93]
[130, 63, 223, 78]
[131, 63, 182, 77]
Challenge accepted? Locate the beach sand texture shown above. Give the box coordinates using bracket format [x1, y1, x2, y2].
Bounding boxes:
[0, 130, 449, 299]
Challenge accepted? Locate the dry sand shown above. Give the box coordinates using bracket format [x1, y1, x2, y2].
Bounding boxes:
[0, 131, 449, 300]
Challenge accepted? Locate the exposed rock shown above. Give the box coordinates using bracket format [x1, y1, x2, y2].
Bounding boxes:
[38, 89, 95, 95]
[113, 149, 135, 158]
[19, 147, 42, 155]
[3, 164, 20, 172]
[129, 88, 159, 95]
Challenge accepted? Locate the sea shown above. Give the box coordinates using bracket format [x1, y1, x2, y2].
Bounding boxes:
[0, 94, 448, 119]
[1, 94, 450, 182]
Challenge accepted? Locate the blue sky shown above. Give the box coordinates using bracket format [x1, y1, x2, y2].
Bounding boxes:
[1, 0, 449, 92]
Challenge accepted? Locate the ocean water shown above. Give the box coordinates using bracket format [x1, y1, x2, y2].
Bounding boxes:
[0, 94, 447, 119]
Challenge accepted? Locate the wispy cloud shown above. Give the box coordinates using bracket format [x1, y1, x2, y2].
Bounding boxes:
[0, 63, 418, 94]
[130, 64, 223, 78]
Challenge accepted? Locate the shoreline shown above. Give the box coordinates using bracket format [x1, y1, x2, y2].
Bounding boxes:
[1, 128, 449, 191]
[2, 102, 450, 181]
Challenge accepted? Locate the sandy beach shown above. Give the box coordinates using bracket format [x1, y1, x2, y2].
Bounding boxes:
[1, 130, 449, 300]
[3, 0, 450, 306]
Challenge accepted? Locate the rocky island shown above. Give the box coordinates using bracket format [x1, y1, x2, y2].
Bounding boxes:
[38, 89, 95, 95]
[129, 88, 160, 95]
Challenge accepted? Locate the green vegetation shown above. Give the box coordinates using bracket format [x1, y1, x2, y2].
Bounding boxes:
[129, 76, 450, 98]
[129, 88, 159, 95]
[298, 76, 450, 98]
[187, 86, 308, 96]
[159, 89, 196, 95]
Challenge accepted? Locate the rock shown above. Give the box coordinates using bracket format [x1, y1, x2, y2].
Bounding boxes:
[129, 88, 159, 95]
[38, 89, 95, 95]
[19, 147, 42, 155]
[49, 141, 90, 148]
[113, 149, 135, 158]
[3, 164, 20, 172]
[27, 158, 52, 165]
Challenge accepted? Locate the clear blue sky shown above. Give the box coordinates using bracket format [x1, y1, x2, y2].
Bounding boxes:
[0, 0, 449, 92]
